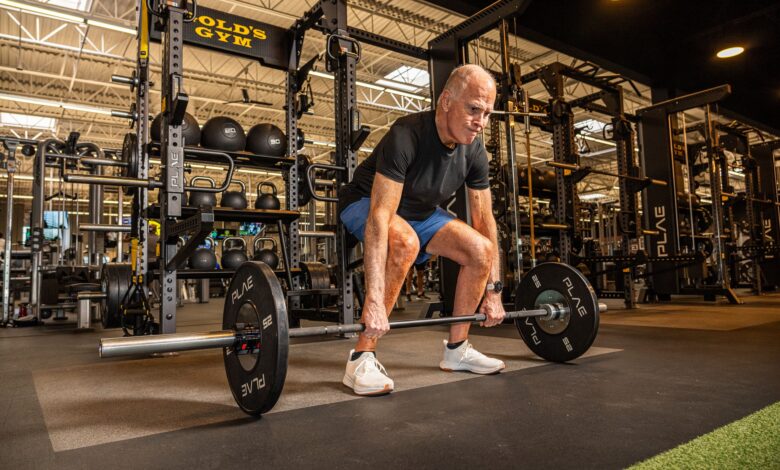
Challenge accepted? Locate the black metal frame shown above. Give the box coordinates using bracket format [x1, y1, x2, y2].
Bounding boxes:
[636, 85, 742, 303]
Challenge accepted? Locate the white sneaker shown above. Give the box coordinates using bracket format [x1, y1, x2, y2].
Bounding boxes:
[343, 350, 394, 395]
[439, 340, 505, 374]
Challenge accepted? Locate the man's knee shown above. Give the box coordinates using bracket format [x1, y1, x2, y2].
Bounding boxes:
[389, 229, 420, 262]
[467, 235, 493, 271]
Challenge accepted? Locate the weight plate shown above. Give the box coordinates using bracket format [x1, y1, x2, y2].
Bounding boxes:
[223, 261, 288, 416]
[122, 133, 138, 179]
[102, 263, 131, 329]
[514, 262, 599, 362]
[300, 261, 332, 308]
[297, 155, 314, 207]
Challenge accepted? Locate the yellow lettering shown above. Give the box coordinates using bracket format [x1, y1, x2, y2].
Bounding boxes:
[215, 30, 231, 43]
[194, 26, 213, 39]
[198, 15, 215, 27]
[253, 29, 267, 40]
[215, 19, 231, 31]
[233, 36, 251, 48]
[233, 23, 249, 36]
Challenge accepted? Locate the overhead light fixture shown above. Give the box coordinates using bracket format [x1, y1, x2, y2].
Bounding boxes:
[309, 70, 334, 80]
[86, 19, 136, 35]
[0, 0, 135, 35]
[375, 79, 419, 93]
[0, 0, 82, 21]
[0, 92, 113, 115]
[579, 193, 607, 201]
[0, 112, 57, 130]
[716, 46, 744, 59]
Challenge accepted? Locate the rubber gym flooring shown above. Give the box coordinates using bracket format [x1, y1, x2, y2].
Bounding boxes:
[1, 291, 779, 469]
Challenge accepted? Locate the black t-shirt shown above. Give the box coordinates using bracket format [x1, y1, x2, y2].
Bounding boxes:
[338, 111, 490, 221]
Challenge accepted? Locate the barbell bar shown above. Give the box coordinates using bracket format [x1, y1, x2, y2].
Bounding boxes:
[546, 161, 668, 187]
[99, 302, 605, 359]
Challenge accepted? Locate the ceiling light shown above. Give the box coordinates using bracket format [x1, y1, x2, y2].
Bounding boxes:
[309, 70, 334, 80]
[0, 0, 82, 22]
[0, 0, 135, 35]
[0, 92, 113, 115]
[716, 46, 744, 59]
[579, 193, 607, 201]
[375, 79, 420, 93]
[0, 112, 57, 130]
[86, 19, 136, 35]
[355, 80, 385, 91]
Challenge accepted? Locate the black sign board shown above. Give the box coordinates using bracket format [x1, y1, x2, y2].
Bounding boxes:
[149, 6, 291, 70]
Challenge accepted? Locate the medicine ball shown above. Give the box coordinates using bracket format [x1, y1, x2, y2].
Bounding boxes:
[246, 123, 287, 156]
[150, 112, 201, 146]
[201, 116, 246, 151]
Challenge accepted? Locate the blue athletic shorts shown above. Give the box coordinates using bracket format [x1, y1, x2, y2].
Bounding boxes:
[340, 197, 454, 265]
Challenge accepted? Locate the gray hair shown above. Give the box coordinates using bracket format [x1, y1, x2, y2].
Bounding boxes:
[438, 64, 496, 103]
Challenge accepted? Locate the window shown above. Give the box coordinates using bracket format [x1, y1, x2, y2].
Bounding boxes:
[0, 112, 57, 131]
[41, 0, 92, 12]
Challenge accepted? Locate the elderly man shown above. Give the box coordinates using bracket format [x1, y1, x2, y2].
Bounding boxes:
[338, 64, 506, 395]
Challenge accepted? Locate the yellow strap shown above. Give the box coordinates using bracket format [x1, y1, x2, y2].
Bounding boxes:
[139, 1, 149, 60]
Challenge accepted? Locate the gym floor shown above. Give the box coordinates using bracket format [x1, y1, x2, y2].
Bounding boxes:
[1, 292, 779, 469]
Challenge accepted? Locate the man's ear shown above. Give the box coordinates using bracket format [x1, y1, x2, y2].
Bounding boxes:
[439, 90, 450, 112]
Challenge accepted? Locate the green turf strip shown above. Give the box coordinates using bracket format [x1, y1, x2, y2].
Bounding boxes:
[630, 401, 780, 470]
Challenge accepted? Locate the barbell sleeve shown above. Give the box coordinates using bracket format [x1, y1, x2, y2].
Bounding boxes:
[111, 75, 137, 86]
[101, 330, 236, 358]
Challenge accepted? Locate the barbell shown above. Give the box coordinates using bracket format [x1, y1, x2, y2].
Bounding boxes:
[99, 262, 604, 416]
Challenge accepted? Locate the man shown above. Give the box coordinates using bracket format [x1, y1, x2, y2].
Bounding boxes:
[338, 64, 506, 396]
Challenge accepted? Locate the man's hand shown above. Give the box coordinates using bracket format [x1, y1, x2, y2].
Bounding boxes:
[479, 292, 505, 327]
[361, 298, 390, 338]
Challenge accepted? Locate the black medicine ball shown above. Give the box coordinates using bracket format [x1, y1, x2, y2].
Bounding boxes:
[150, 112, 201, 146]
[246, 123, 287, 156]
[200, 116, 246, 151]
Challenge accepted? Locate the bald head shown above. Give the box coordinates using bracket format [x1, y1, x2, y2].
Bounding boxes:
[434, 64, 496, 147]
[438, 64, 496, 104]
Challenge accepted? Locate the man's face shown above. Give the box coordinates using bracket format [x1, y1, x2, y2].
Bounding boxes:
[442, 77, 496, 145]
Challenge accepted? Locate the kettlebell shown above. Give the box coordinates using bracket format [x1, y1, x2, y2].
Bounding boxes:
[188, 176, 218, 207]
[188, 237, 217, 270]
[221, 237, 248, 270]
[252, 237, 279, 269]
[255, 182, 281, 210]
[221, 180, 248, 209]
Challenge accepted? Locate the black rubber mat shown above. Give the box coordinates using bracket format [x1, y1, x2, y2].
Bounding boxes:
[2, 298, 780, 469]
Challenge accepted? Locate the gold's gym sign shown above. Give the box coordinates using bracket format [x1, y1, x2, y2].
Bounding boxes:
[192, 13, 267, 47]
[149, 6, 289, 69]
